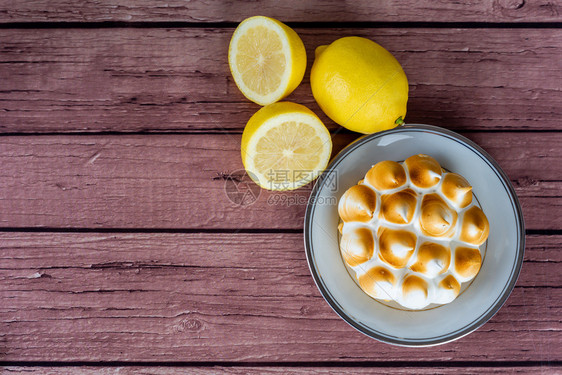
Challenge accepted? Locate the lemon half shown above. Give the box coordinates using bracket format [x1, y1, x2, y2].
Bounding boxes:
[228, 16, 306, 106]
[241, 102, 332, 191]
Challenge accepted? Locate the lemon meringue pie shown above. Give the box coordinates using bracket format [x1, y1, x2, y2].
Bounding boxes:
[338, 154, 490, 310]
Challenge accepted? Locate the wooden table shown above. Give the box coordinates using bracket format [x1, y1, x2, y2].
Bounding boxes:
[0, 1, 561, 374]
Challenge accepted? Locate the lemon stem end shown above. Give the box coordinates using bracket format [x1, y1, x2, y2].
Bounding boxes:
[315, 45, 328, 59]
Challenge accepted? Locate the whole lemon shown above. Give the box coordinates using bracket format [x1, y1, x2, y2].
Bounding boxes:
[311, 36, 408, 134]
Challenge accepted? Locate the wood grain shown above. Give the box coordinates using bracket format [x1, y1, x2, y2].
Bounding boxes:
[1, 366, 559, 374]
[0, 232, 559, 362]
[0, 28, 560, 133]
[0, 0, 560, 23]
[0, 132, 559, 230]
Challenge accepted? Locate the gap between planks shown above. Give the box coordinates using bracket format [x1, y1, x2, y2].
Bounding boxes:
[1, 21, 562, 29]
[0, 364, 561, 375]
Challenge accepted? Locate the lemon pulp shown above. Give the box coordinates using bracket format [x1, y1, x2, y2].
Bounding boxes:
[241, 102, 332, 191]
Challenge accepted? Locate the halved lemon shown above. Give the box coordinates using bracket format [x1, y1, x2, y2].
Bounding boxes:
[228, 16, 306, 106]
[241, 102, 332, 191]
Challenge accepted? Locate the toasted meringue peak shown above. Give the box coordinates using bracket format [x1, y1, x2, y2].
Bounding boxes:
[378, 227, 417, 268]
[434, 275, 461, 304]
[358, 266, 396, 300]
[405, 154, 442, 188]
[401, 274, 429, 309]
[365, 160, 407, 191]
[338, 185, 377, 223]
[419, 194, 458, 238]
[459, 206, 490, 245]
[454, 246, 482, 281]
[380, 189, 418, 224]
[340, 227, 374, 267]
[409, 242, 451, 277]
[441, 173, 473, 208]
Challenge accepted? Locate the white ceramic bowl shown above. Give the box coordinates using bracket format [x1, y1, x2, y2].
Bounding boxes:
[304, 124, 525, 346]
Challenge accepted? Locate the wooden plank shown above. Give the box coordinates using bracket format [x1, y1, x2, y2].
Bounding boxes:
[0, 233, 559, 362]
[1, 366, 559, 374]
[0, 132, 559, 230]
[0, 28, 560, 133]
[0, 0, 560, 23]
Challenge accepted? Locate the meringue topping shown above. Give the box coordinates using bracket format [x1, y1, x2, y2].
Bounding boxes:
[459, 206, 490, 246]
[338, 184, 377, 223]
[441, 173, 473, 209]
[365, 160, 407, 191]
[434, 274, 461, 304]
[405, 154, 442, 188]
[380, 189, 417, 224]
[454, 246, 482, 281]
[378, 227, 417, 268]
[409, 242, 451, 277]
[338, 154, 489, 310]
[419, 194, 458, 238]
[340, 227, 374, 267]
[358, 266, 396, 300]
[401, 275, 429, 309]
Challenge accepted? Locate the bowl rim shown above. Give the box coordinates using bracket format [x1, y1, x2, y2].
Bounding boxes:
[303, 124, 525, 347]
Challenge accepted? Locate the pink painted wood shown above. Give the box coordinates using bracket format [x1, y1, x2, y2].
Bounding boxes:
[0, 28, 560, 133]
[0, 0, 560, 23]
[0, 133, 559, 230]
[0, 0, 561, 372]
[0, 233, 559, 362]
